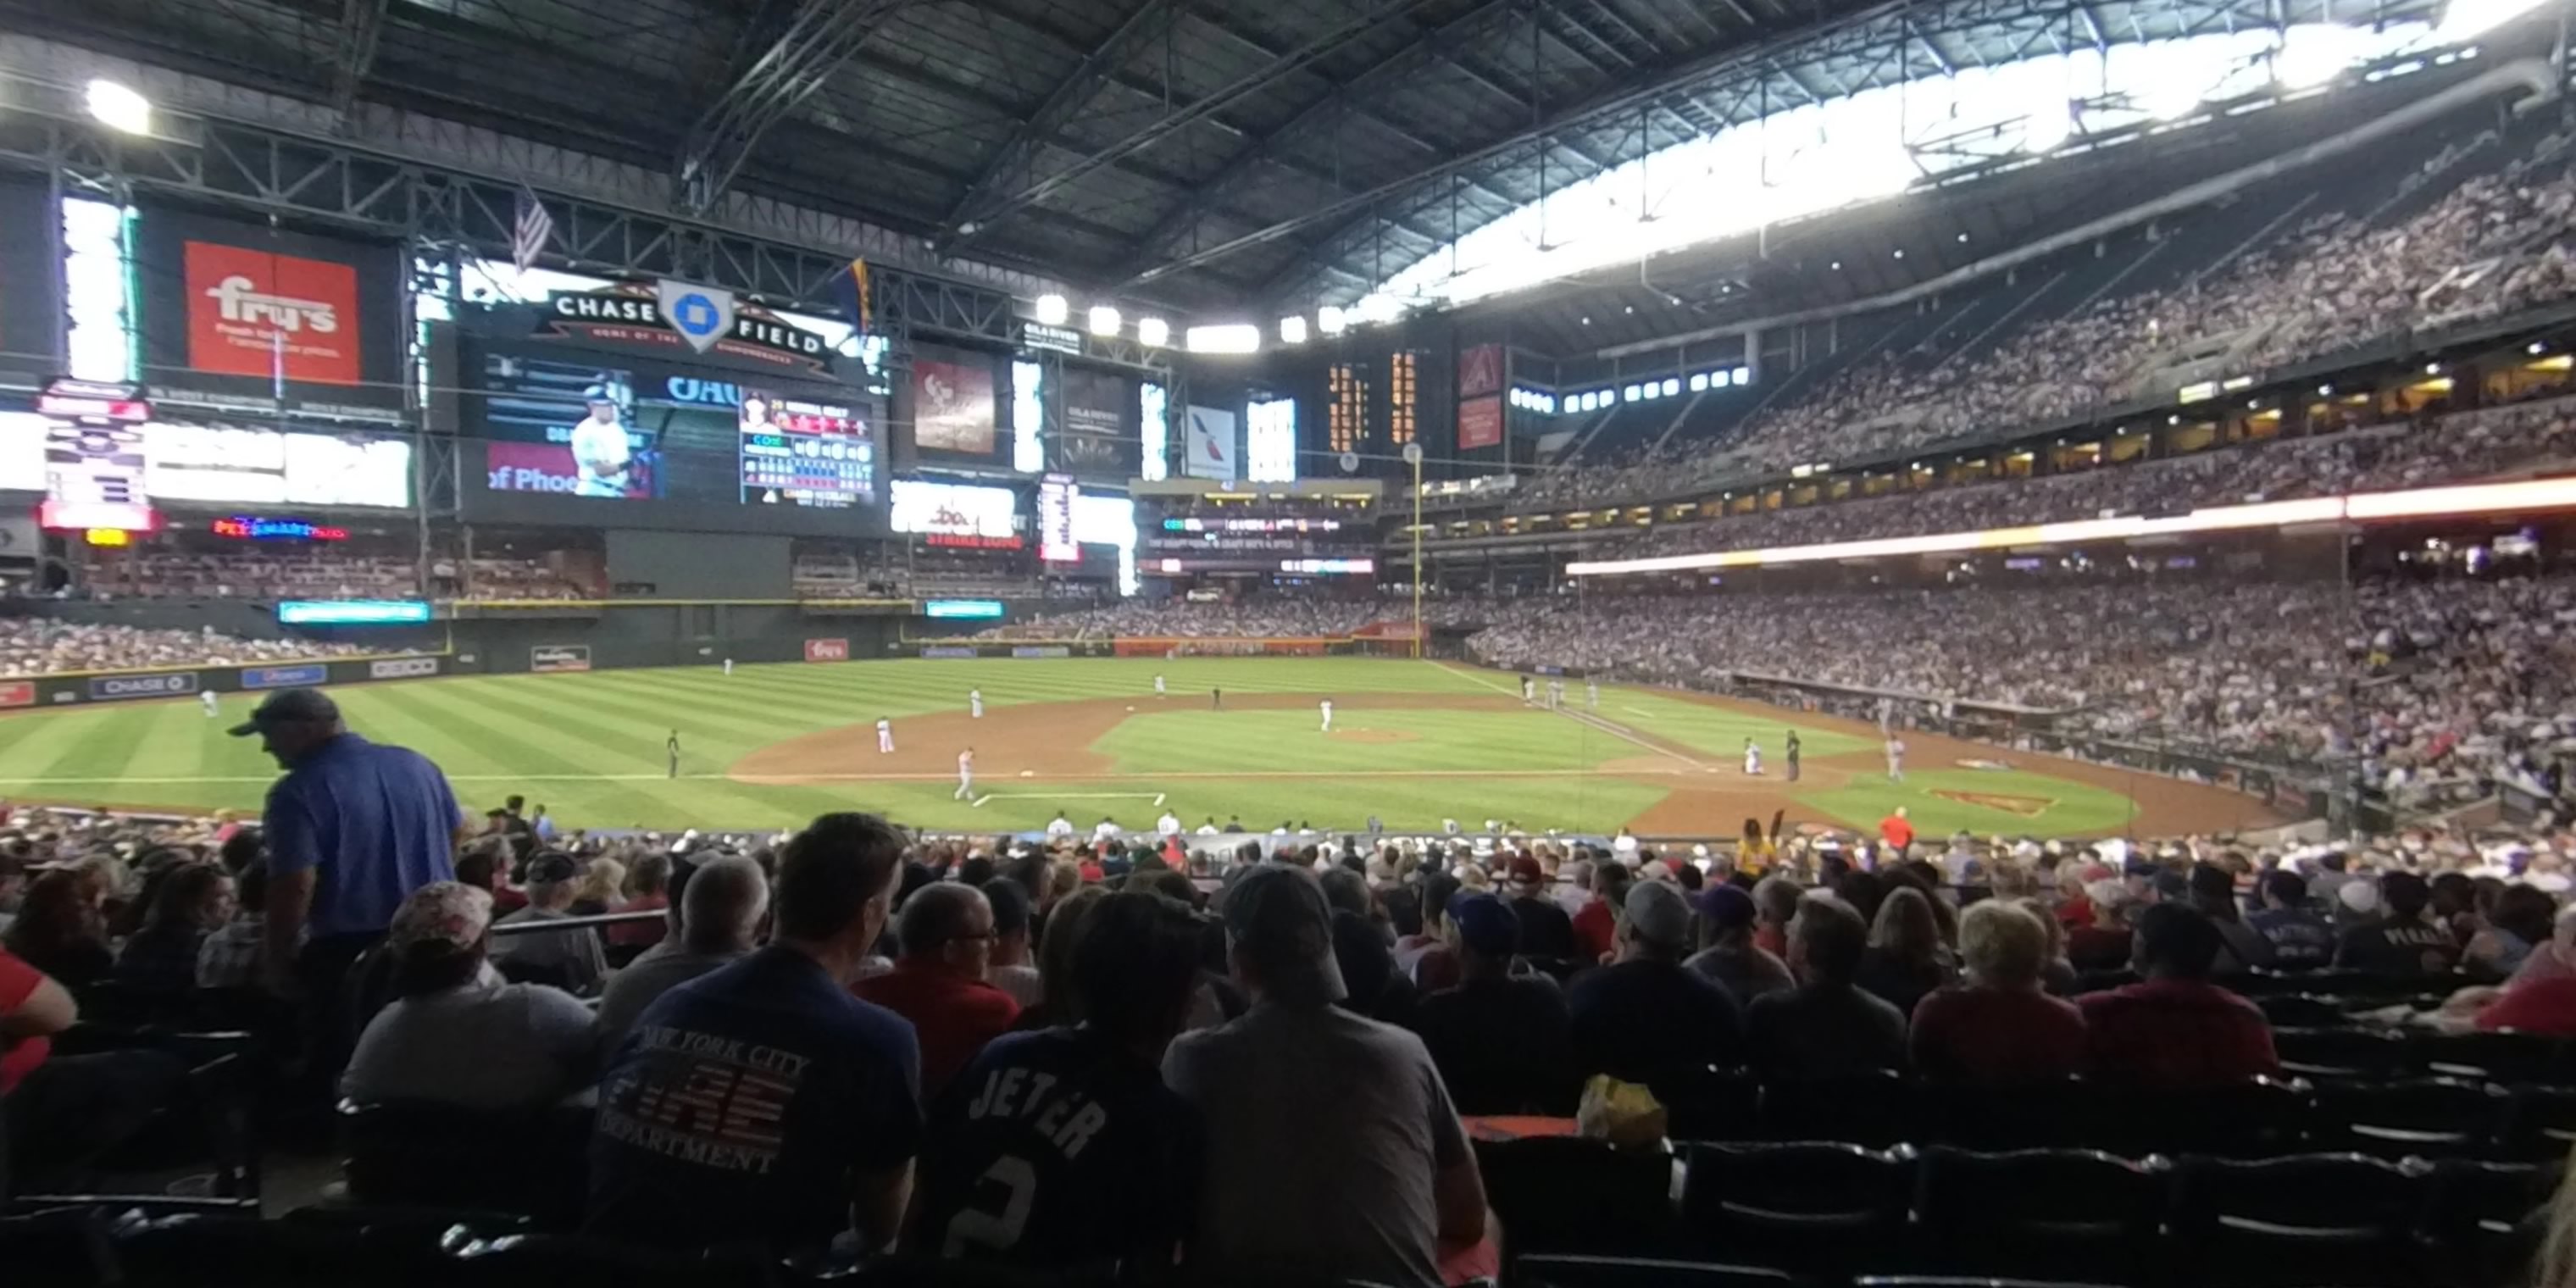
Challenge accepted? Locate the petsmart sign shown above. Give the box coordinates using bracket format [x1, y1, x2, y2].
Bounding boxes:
[90, 672, 199, 702]
[240, 663, 328, 690]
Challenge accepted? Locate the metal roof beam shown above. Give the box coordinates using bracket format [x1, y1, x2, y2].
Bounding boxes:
[935, 0, 1187, 252]
[674, 0, 908, 215]
[327, 0, 390, 118]
[954, 0, 1445, 235]
[1107, 0, 1530, 280]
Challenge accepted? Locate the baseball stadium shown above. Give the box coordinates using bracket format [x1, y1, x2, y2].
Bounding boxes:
[8, 0, 2576, 1280]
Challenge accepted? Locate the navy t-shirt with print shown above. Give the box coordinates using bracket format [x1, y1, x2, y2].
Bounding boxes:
[586, 946, 923, 1255]
[910, 1027, 1201, 1272]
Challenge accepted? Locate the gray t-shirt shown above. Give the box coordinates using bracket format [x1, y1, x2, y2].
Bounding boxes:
[1162, 1000, 1470, 1288]
[342, 980, 597, 1109]
[492, 906, 607, 994]
[593, 943, 748, 1052]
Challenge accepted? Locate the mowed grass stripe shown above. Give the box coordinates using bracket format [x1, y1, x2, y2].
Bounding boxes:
[21, 701, 174, 791]
[357, 682, 674, 820]
[117, 698, 226, 781]
[525, 673, 832, 752]
[0, 705, 149, 784]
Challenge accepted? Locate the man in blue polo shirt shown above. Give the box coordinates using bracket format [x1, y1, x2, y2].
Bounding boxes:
[233, 687, 464, 1035]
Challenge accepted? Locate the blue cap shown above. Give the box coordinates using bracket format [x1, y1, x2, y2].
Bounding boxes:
[1447, 892, 1519, 957]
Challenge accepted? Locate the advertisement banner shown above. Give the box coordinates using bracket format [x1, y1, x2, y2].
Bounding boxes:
[1185, 406, 1237, 480]
[369, 657, 441, 680]
[530, 644, 592, 673]
[919, 646, 979, 659]
[1052, 369, 1136, 477]
[0, 680, 32, 708]
[482, 430, 655, 500]
[1010, 646, 1070, 659]
[804, 638, 850, 662]
[1112, 637, 1331, 658]
[89, 672, 199, 701]
[538, 285, 831, 373]
[1458, 343, 1505, 399]
[241, 663, 329, 691]
[911, 357, 998, 456]
[1457, 394, 1504, 450]
[185, 241, 361, 386]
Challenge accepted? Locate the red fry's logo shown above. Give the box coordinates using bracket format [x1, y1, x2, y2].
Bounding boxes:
[184, 242, 361, 386]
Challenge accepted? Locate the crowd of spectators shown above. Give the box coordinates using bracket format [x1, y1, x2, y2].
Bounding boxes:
[1593, 393, 2576, 563]
[0, 619, 366, 678]
[97, 552, 420, 601]
[19, 767, 2576, 1274]
[1518, 129, 2576, 509]
[1467, 571, 2576, 801]
[976, 599, 1397, 641]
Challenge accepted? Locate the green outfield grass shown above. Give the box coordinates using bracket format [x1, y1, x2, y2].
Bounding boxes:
[0, 657, 2148, 836]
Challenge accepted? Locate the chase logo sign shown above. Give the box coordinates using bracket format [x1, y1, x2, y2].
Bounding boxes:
[656, 280, 736, 355]
[90, 672, 199, 702]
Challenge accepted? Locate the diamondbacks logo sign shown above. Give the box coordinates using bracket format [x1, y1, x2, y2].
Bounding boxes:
[655, 280, 736, 355]
[184, 242, 360, 386]
[1457, 342, 1504, 399]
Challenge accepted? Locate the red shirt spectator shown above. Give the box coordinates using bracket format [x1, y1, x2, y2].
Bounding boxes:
[1572, 896, 1617, 963]
[608, 891, 669, 949]
[1879, 810, 1915, 853]
[851, 884, 1020, 1096]
[0, 945, 69, 1094]
[2076, 903, 2277, 1086]
[1912, 989, 2087, 1083]
[2478, 977, 2576, 1036]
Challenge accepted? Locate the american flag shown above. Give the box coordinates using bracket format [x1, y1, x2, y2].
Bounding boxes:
[511, 188, 552, 274]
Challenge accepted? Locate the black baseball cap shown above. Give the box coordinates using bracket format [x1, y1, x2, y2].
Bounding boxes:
[228, 687, 340, 737]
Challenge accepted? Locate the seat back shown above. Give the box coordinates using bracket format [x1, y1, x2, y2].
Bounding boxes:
[2414, 1031, 2566, 1085]
[2171, 1153, 2431, 1287]
[1513, 1254, 1806, 1288]
[1754, 1074, 1911, 1147]
[1913, 1079, 2090, 1151]
[2307, 1077, 2507, 1158]
[2498, 1085, 2576, 1161]
[0, 1207, 119, 1288]
[1913, 1146, 2167, 1278]
[2273, 1026, 2408, 1081]
[2424, 1158, 2557, 1285]
[1679, 1142, 1913, 1272]
[1657, 1066, 1758, 1143]
[338, 1101, 593, 1228]
[2254, 995, 2353, 1030]
[2071, 1077, 2309, 1158]
[1476, 1136, 1676, 1257]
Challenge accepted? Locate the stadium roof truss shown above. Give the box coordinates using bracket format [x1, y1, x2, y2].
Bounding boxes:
[0, 0, 2501, 325]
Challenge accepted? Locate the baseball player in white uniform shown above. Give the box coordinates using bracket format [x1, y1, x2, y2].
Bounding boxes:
[722, 658, 733, 676]
[1548, 679, 1564, 708]
[1743, 738, 1763, 776]
[969, 688, 984, 719]
[876, 717, 895, 754]
[1885, 735, 1907, 782]
[1319, 698, 1334, 733]
[201, 691, 219, 718]
[1586, 680, 1600, 710]
[1154, 673, 1167, 697]
[1520, 675, 1535, 704]
[954, 747, 974, 800]
[569, 385, 633, 497]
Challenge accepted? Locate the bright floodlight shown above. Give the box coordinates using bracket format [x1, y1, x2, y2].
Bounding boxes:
[1135, 317, 1169, 347]
[2023, 100, 2073, 153]
[1033, 293, 1069, 325]
[1087, 305, 1121, 336]
[1280, 315, 1310, 344]
[1316, 306, 1347, 336]
[1356, 294, 1402, 325]
[86, 80, 151, 135]
[1185, 324, 1261, 354]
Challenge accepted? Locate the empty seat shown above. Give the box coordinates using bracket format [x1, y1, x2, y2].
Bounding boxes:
[0, 1207, 119, 1288]
[2170, 1152, 2432, 1287]
[2413, 1031, 2565, 1085]
[339, 1101, 594, 1228]
[1679, 1142, 1913, 1274]
[1475, 1136, 1677, 1257]
[1754, 1074, 1912, 1148]
[2071, 1077, 2309, 1158]
[441, 1230, 775, 1288]
[1657, 1066, 1759, 1143]
[2496, 1085, 2576, 1162]
[1913, 1079, 2092, 1152]
[2273, 1027, 2408, 1081]
[2308, 1078, 2507, 1158]
[1913, 1146, 2168, 1280]
[1514, 1254, 1805, 1288]
[2256, 995, 2356, 1030]
[2423, 1158, 2557, 1285]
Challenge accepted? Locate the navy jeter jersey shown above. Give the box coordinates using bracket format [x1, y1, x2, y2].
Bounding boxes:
[910, 1027, 1202, 1273]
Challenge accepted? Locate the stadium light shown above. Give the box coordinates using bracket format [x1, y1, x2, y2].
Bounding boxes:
[1661, 377, 1680, 397]
[1357, 294, 1403, 325]
[1316, 306, 1347, 336]
[86, 80, 151, 135]
[1184, 324, 1261, 354]
[1280, 316, 1309, 344]
[1033, 293, 1068, 325]
[1088, 305, 1121, 336]
[1135, 317, 1169, 347]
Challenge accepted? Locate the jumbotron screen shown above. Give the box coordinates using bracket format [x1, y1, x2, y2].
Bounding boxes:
[739, 392, 874, 508]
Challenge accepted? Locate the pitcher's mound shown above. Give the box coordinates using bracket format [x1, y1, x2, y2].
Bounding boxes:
[1329, 729, 1418, 744]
